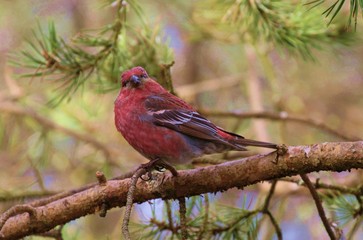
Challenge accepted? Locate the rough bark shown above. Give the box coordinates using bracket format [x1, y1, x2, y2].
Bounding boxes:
[1, 141, 363, 239]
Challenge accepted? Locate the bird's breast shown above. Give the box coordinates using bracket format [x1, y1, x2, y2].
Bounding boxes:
[114, 93, 201, 164]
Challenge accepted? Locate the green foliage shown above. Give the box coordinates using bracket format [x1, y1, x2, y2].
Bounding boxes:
[211, 205, 258, 240]
[10, 0, 174, 105]
[131, 195, 261, 239]
[307, 0, 363, 28]
[9, 0, 358, 105]
[194, 0, 352, 59]
[323, 192, 362, 225]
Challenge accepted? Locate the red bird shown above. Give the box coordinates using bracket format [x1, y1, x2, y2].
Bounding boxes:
[114, 67, 277, 166]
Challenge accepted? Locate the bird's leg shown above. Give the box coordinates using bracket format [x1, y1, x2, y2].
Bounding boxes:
[139, 158, 178, 181]
[155, 160, 178, 177]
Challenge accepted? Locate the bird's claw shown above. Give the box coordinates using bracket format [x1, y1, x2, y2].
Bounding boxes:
[138, 159, 178, 181]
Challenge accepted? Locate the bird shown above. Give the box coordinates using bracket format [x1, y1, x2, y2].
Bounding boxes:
[114, 66, 277, 169]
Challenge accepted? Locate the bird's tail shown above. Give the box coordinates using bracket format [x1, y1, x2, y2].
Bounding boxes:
[217, 127, 278, 150]
[236, 138, 278, 149]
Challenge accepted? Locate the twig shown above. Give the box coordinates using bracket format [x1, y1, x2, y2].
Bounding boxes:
[262, 180, 278, 212]
[264, 210, 282, 240]
[300, 174, 337, 240]
[261, 180, 283, 240]
[165, 200, 175, 233]
[96, 171, 107, 185]
[0, 205, 36, 232]
[0, 190, 58, 203]
[96, 171, 108, 217]
[200, 110, 360, 141]
[178, 197, 187, 240]
[280, 178, 362, 196]
[347, 216, 362, 240]
[0, 103, 120, 168]
[122, 168, 146, 240]
[149, 218, 180, 233]
[34, 225, 64, 240]
[212, 210, 258, 235]
[28, 157, 47, 191]
[197, 194, 209, 240]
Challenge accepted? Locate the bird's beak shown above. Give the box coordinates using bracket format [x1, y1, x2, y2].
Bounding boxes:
[130, 75, 142, 87]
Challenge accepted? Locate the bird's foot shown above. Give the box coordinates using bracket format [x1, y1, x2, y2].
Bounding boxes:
[139, 159, 178, 181]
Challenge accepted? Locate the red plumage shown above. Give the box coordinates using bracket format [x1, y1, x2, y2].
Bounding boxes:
[114, 66, 277, 165]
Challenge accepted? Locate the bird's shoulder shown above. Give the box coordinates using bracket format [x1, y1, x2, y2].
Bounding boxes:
[145, 92, 195, 112]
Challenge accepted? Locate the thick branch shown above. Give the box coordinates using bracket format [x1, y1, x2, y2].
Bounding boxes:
[1, 141, 363, 239]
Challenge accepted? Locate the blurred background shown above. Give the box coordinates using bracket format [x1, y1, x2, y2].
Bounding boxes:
[0, 0, 362, 239]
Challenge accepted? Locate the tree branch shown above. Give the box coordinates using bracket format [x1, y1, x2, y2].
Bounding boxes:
[1, 141, 363, 239]
[0, 102, 120, 168]
[300, 174, 337, 240]
[200, 110, 360, 141]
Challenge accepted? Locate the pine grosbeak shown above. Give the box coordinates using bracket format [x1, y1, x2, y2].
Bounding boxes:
[114, 66, 277, 166]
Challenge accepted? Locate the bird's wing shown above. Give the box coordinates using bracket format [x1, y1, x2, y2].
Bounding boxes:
[144, 95, 240, 145]
[144, 94, 277, 150]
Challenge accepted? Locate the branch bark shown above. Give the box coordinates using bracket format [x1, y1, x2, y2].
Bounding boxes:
[1, 141, 363, 239]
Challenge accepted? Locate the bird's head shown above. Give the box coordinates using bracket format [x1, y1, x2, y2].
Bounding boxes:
[121, 66, 149, 89]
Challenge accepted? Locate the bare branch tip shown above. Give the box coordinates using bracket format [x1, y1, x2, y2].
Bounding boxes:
[96, 171, 107, 185]
[273, 144, 288, 164]
[99, 202, 108, 218]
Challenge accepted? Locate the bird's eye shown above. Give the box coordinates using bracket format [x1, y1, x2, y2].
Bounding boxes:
[141, 74, 147, 78]
[122, 81, 131, 88]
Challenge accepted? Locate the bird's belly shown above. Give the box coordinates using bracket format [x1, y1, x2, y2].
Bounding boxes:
[116, 114, 202, 164]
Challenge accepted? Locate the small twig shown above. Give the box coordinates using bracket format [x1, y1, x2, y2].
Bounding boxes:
[165, 200, 175, 233]
[0, 190, 57, 203]
[212, 210, 258, 235]
[354, 194, 363, 217]
[122, 168, 146, 240]
[149, 218, 180, 233]
[262, 180, 278, 212]
[34, 225, 64, 240]
[28, 157, 47, 191]
[264, 210, 282, 240]
[178, 197, 187, 240]
[99, 202, 108, 218]
[197, 194, 209, 240]
[347, 216, 362, 240]
[0, 103, 120, 168]
[280, 178, 362, 196]
[261, 180, 282, 240]
[96, 171, 108, 217]
[200, 110, 360, 141]
[300, 174, 337, 240]
[0, 205, 36, 232]
[96, 171, 107, 185]
[160, 61, 176, 94]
